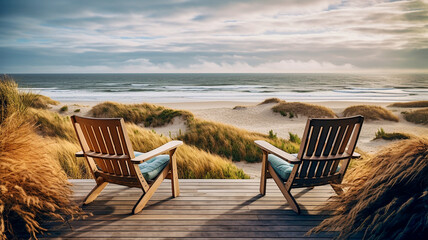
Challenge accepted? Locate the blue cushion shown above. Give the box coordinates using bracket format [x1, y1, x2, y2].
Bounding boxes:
[135, 151, 170, 181]
[268, 154, 340, 181]
[268, 154, 295, 181]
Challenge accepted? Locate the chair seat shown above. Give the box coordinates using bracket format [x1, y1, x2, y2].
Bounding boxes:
[135, 152, 170, 181]
[268, 154, 340, 182]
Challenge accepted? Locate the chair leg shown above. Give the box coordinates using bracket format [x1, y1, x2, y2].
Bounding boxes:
[83, 182, 108, 205]
[331, 184, 344, 195]
[133, 166, 170, 214]
[170, 149, 180, 197]
[268, 165, 300, 214]
[260, 151, 268, 195]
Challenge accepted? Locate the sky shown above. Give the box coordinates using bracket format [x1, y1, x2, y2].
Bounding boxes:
[0, 0, 427, 73]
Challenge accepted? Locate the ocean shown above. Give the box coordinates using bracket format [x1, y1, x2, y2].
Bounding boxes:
[10, 73, 428, 103]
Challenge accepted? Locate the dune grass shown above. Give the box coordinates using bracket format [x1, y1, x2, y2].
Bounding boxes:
[127, 124, 249, 179]
[178, 119, 299, 163]
[258, 97, 282, 105]
[29, 108, 77, 142]
[272, 102, 336, 118]
[343, 105, 399, 122]
[374, 128, 410, 140]
[0, 113, 83, 239]
[402, 108, 428, 125]
[26, 93, 59, 109]
[90, 101, 299, 163]
[389, 101, 428, 108]
[90, 101, 194, 127]
[310, 138, 428, 239]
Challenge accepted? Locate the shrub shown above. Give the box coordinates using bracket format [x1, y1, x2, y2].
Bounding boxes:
[74, 109, 80, 113]
[268, 130, 277, 139]
[389, 101, 428, 108]
[29, 109, 77, 142]
[272, 102, 336, 118]
[310, 138, 428, 239]
[343, 105, 399, 122]
[0, 76, 34, 123]
[289, 132, 301, 144]
[374, 128, 410, 140]
[258, 98, 283, 105]
[90, 102, 194, 127]
[233, 105, 247, 110]
[0, 116, 83, 239]
[59, 105, 68, 112]
[402, 108, 428, 125]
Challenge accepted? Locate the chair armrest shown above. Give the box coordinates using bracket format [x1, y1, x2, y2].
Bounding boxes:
[352, 152, 361, 159]
[75, 151, 84, 157]
[254, 140, 300, 164]
[131, 140, 183, 164]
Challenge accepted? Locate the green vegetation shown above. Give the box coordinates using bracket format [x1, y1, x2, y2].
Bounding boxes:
[272, 101, 336, 118]
[178, 119, 299, 163]
[389, 101, 428, 108]
[343, 105, 399, 122]
[233, 105, 247, 110]
[258, 97, 282, 105]
[402, 108, 428, 125]
[374, 128, 410, 140]
[289, 132, 301, 144]
[90, 101, 194, 127]
[268, 129, 277, 139]
[27, 93, 59, 109]
[60, 105, 68, 112]
[311, 138, 428, 240]
[74, 108, 80, 112]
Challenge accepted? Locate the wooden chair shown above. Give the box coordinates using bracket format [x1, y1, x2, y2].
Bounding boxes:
[255, 116, 364, 214]
[71, 115, 182, 214]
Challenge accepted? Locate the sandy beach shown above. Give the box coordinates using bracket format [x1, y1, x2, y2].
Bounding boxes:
[54, 100, 428, 178]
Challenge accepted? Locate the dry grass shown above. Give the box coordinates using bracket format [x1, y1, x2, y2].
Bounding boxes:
[26, 93, 59, 109]
[310, 138, 428, 239]
[389, 101, 428, 108]
[343, 105, 399, 122]
[258, 98, 283, 105]
[0, 116, 83, 239]
[178, 119, 299, 163]
[90, 102, 194, 127]
[29, 108, 77, 142]
[272, 102, 336, 118]
[127, 124, 249, 179]
[402, 108, 428, 125]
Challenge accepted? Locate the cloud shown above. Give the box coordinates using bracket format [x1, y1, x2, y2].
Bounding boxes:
[0, 0, 427, 73]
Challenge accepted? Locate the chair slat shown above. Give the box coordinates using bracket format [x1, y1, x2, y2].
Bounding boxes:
[88, 126, 101, 153]
[314, 126, 330, 156]
[109, 126, 124, 155]
[111, 159, 123, 175]
[307, 161, 318, 178]
[81, 124, 95, 151]
[298, 161, 310, 178]
[315, 160, 326, 177]
[104, 159, 115, 174]
[127, 159, 137, 176]
[323, 126, 339, 156]
[119, 159, 130, 176]
[94, 157, 108, 172]
[322, 160, 333, 176]
[306, 126, 321, 157]
[331, 125, 347, 155]
[101, 126, 116, 155]
[330, 160, 340, 175]
[339, 124, 355, 154]
[94, 126, 108, 153]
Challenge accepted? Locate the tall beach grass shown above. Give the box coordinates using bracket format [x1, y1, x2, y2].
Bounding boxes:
[343, 105, 399, 122]
[272, 101, 336, 118]
[310, 138, 428, 239]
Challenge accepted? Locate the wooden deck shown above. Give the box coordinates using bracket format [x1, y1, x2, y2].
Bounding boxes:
[41, 179, 358, 239]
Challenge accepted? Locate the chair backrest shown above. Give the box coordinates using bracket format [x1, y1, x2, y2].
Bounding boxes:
[293, 116, 364, 186]
[71, 115, 139, 178]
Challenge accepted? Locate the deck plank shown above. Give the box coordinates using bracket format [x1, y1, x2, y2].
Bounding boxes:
[37, 179, 357, 239]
